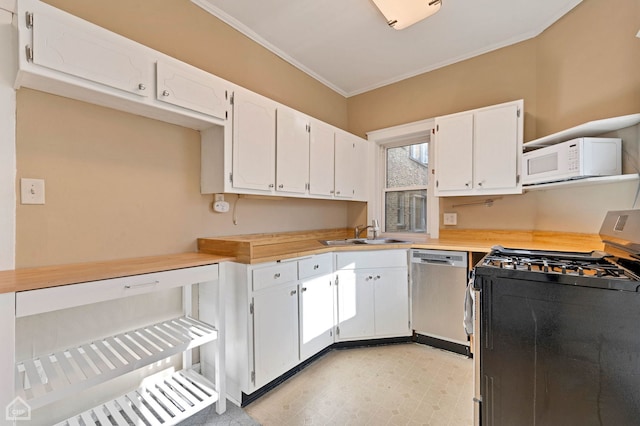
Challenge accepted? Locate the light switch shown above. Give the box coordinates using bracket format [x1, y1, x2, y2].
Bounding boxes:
[21, 178, 45, 205]
[443, 212, 457, 225]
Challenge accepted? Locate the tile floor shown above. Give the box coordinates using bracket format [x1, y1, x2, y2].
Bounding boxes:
[181, 343, 473, 426]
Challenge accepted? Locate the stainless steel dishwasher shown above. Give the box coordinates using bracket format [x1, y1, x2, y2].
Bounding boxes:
[410, 249, 469, 354]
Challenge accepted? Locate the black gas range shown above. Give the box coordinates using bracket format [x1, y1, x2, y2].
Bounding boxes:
[479, 244, 640, 291]
[472, 210, 640, 426]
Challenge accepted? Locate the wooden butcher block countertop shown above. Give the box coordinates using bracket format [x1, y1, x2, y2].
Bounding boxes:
[0, 252, 234, 294]
[198, 228, 604, 264]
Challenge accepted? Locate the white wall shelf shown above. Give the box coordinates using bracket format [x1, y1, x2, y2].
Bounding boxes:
[53, 369, 218, 426]
[16, 315, 217, 410]
[524, 113, 640, 151]
[522, 173, 639, 192]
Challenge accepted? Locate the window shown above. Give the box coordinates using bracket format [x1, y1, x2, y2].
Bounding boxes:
[384, 141, 429, 233]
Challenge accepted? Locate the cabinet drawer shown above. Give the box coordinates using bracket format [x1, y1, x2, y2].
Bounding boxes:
[252, 262, 297, 291]
[298, 253, 333, 280]
[336, 250, 408, 270]
[16, 264, 219, 317]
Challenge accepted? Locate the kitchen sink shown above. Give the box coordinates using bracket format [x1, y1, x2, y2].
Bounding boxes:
[354, 238, 411, 245]
[319, 238, 411, 246]
[319, 238, 366, 246]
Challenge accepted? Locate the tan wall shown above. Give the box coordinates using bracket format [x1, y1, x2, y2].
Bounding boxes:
[536, 0, 640, 137]
[347, 0, 640, 140]
[16, 90, 349, 267]
[347, 39, 539, 140]
[16, 1, 354, 267]
[348, 0, 640, 234]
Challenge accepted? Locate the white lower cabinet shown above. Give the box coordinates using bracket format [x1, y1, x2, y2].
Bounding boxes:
[336, 250, 410, 341]
[9, 264, 224, 426]
[226, 254, 334, 399]
[252, 281, 300, 389]
[225, 250, 409, 402]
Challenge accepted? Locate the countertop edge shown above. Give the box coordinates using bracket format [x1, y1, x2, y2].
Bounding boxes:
[0, 252, 235, 294]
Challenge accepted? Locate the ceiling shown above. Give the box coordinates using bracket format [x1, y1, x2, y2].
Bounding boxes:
[191, 0, 583, 97]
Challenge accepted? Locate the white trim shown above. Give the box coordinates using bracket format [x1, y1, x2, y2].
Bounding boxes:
[0, 9, 16, 271]
[190, 0, 348, 97]
[368, 119, 439, 238]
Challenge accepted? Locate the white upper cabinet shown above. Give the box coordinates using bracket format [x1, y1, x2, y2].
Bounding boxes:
[156, 59, 228, 120]
[335, 131, 369, 201]
[16, 0, 229, 130]
[231, 90, 277, 192]
[308, 119, 336, 198]
[434, 99, 523, 196]
[30, 6, 151, 98]
[474, 103, 520, 191]
[434, 113, 474, 192]
[276, 107, 310, 194]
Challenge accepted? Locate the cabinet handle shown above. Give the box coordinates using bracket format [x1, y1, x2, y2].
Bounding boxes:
[336, 191, 341, 195]
[274, 273, 281, 279]
[302, 287, 307, 292]
[138, 83, 146, 91]
[162, 90, 170, 97]
[290, 290, 297, 296]
[329, 190, 335, 194]
[124, 280, 159, 289]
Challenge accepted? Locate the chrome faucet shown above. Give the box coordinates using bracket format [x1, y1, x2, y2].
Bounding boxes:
[355, 220, 380, 239]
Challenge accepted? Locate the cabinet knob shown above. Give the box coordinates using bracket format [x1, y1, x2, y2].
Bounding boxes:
[313, 264, 319, 270]
[269, 184, 275, 188]
[274, 273, 281, 279]
[278, 184, 284, 189]
[162, 90, 170, 97]
[138, 83, 146, 91]
[290, 290, 297, 296]
[329, 190, 335, 194]
[336, 191, 341, 195]
[478, 181, 484, 187]
[302, 287, 307, 292]
[465, 182, 470, 187]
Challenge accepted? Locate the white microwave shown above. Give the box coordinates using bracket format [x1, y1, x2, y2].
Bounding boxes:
[522, 137, 622, 185]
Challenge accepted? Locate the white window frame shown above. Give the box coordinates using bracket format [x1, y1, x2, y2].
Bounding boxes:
[366, 118, 439, 240]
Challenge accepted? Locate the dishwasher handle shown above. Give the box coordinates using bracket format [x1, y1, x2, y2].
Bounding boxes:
[420, 258, 459, 267]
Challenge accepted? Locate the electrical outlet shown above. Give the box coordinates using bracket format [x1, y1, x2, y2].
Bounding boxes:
[21, 178, 45, 205]
[443, 212, 457, 225]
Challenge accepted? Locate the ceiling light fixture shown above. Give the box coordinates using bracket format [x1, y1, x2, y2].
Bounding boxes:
[372, 0, 442, 30]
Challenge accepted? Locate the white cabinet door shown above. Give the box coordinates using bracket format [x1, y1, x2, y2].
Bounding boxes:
[336, 270, 375, 340]
[232, 91, 276, 192]
[308, 120, 335, 197]
[352, 137, 369, 201]
[276, 108, 310, 194]
[434, 112, 474, 192]
[374, 267, 410, 337]
[474, 103, 520, 191]
[32, 9, 151, 97]
[252, 282, 299, 388]
[299, 275, 334, 360]
[334, 132, 357, 199]
[156, 59, 228, 119]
